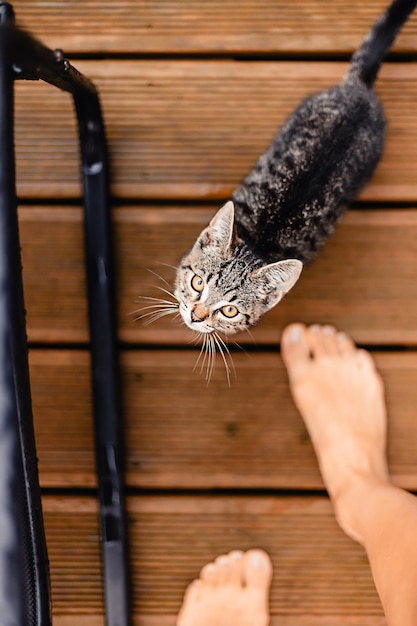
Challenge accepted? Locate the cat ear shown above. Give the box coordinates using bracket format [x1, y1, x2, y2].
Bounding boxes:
[252, 259, 303, 310]
[209, 201, 236, 248]
[194, 201, 237, 252]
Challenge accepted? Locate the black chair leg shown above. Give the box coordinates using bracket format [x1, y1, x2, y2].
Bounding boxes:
[0, 6, 52, 624]
[0, 5, 131, 624]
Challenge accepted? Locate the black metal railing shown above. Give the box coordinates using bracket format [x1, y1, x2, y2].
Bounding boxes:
[0, 5, 130, 625]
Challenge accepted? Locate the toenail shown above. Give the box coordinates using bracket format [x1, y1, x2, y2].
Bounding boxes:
[248, 551, 265, 568]
[230, 551, 243, 561]
[216, 556, 228, 566]
[356, 350, 369, 364]
[190, 579, 202, 590]
[310, 325, 320, 333]
[323, 325, 335, 334]
[288, 325, 302, 342]
[337, 331, 347, 342]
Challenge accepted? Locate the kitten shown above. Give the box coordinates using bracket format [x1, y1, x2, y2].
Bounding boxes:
[170, 0, 416, 342]
[138, 0, 415, 372]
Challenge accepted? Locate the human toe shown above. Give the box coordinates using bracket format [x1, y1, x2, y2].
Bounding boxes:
[200, 561, 218, 585]
[224, 550, 245, 585]
[281, 324, 311, 382]
[336, 330, 356, 356]
[243, 549, 273, 591]
[356, 348, 376, 370]
[212, 551, 244, 585]
[321, 325, 341, 355]
[302, 324, 328, 357]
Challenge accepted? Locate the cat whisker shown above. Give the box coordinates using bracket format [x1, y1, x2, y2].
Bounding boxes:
[204, 336, 215, 384]
[134, 302, 178, 312]
[140, 308, 179, 326]
[229, 339, 250, 358]
[205, 333, 216, 386]
[243, 327, 256, 344]
[134, 307, 178, 322]
[132, 292, 179, 324]
[212, 332, 234, 387]
[131, 300, 179, 318]
[191, 329, 236, 385]
[135, 295, 177, 305]
[140, 267, 180, 304]
[153, 284, 181, 303]
[154, 261, 178, 272]
[194, 333, 216, 386]
[194, 333, 208, 373]
[137, 305, 176, 317]
[132, 294, 179, 314]
[146, 267, 173, 289]
[190, 332, 203, 346]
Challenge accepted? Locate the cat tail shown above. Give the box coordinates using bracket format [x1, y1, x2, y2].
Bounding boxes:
[347, 0, 417, 87]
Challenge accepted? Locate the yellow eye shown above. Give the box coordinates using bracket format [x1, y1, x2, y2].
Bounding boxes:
[191, 274, 205, 292]
[221, 305, 239, 318]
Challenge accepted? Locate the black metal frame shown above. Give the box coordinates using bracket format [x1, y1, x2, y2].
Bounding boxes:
[0, 5, 130, 625]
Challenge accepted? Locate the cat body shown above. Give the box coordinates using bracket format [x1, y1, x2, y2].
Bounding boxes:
[233, 80, 384, 266]
[173, 0, 417, 337]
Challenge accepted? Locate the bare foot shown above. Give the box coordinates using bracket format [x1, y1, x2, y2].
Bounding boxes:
[281, 323, 390, 544]
[176, 549, 272, 626]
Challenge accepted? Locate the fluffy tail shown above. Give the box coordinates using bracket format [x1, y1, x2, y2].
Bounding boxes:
[347, 0, 417, 86]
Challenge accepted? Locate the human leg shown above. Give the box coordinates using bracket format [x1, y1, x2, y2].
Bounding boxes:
[281, 323, 417, 626]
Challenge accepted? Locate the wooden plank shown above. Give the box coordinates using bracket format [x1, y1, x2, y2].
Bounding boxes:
[20, 207, 88, 343]
[20, 207, 417, 345]
[117, 207, 417, 346]
[31, 350, 417, 490]
[12, 0, 417, 55]
[30, 350, 94, 487]
[44, 494, 383, 623]
[14, 61, 417, 201]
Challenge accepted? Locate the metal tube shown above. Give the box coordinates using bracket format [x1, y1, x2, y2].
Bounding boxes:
[0, 6, 52, 624]
[74, 87, 131, 626]
[0, 8, 131, 623]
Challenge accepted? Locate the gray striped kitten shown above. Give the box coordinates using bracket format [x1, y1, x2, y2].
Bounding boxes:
[167, 0, 416, 342]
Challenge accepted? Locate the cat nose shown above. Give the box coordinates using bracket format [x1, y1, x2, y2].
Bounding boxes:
[191, 304, 209, 323]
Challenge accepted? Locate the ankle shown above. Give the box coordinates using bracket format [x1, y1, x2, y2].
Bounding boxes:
[332, 474, 392, 544]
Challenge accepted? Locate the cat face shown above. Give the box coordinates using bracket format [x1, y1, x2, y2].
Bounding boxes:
[174, 202, 302, 336]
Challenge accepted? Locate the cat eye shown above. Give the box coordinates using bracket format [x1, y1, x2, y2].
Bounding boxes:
[220, 305, 239, 319]
[191, 274, 205, 292]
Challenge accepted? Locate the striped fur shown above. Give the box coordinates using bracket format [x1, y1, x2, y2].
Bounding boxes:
[173, 0, 416, 337]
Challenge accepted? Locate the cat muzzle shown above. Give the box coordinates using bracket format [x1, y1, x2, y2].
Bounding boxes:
[191, 305, 209, 323]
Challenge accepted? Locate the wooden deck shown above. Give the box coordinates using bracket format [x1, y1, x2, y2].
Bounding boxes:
[12, 1, 417, 623]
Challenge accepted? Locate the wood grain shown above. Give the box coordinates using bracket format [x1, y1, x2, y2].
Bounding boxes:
[9, 2, 417, 624]
[44, 494, 383, 623]
[31, 350, 417, 490]
[20, 207, 88, 343]
[14, 62, 417, 201]
[20, 207, 417, 345]
[11, 0, 417, 55]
